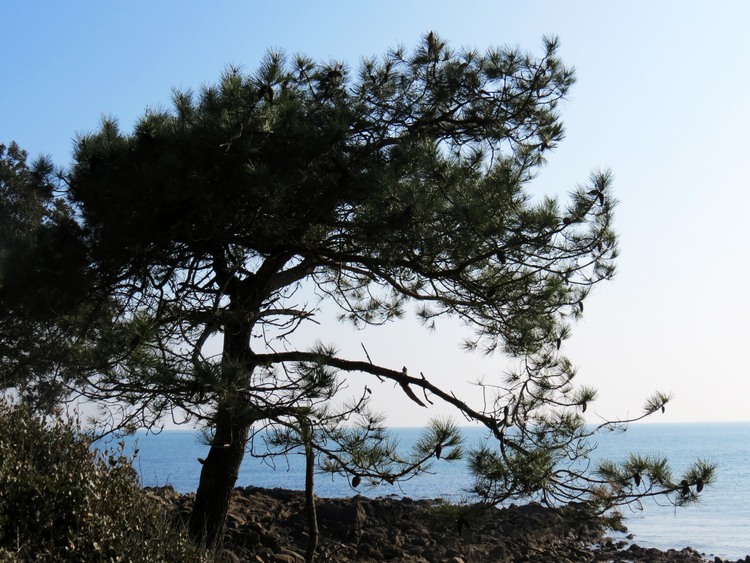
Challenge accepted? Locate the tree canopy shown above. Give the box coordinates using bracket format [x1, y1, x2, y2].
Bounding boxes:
[1, 33, 714, 553]
[0, 142, 95, 413]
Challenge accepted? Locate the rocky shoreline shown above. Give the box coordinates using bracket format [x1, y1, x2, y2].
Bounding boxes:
[145, 486, 747, 563]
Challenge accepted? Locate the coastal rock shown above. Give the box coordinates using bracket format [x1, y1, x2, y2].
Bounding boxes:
[144, 485, 742, 563]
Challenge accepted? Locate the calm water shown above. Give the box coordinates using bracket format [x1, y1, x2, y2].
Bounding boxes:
[107, 422, 750, 560]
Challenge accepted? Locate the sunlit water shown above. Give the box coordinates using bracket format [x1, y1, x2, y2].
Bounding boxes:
[106, 422, 750, 560]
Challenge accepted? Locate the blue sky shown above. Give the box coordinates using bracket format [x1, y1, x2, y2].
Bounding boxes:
[2, 1, 749, 426]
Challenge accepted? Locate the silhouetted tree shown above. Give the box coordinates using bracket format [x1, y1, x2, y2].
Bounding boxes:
[1, 34, 714, 551]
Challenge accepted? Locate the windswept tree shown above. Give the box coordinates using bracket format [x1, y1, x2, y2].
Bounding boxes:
[2, 34, 713, 550]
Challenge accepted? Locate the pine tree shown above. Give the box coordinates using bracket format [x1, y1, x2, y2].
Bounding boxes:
[2, 34, 714, 550]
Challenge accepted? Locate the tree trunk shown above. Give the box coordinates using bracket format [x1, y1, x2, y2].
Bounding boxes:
[303, 423, 319, 563]
[188, 407, 251, 547]
[187, 268, 263, 546]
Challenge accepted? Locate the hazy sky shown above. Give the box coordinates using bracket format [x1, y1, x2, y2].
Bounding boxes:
[2, 1, 749, 427]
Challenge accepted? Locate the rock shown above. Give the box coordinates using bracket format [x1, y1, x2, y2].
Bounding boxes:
[141, 485, 746, 563]
[381, 544, 403, 559]
[219, 549, 241, 563]
[488, 544, 508, 560]
[316, 500, 367, 528]
[260, 531, 282, 551]
[275, 549, 304, 563]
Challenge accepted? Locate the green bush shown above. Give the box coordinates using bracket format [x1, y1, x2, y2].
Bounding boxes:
[0, 400, 216, 562]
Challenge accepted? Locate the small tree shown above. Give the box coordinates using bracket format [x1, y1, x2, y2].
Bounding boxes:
[261, 404, 464, 561]
[1, 33, 713, 550]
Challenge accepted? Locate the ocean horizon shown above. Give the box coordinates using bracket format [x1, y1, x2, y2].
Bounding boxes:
[105, 421, 750, 560]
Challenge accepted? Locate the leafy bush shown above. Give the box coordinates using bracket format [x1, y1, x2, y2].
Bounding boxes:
[0, 399, 217, 562]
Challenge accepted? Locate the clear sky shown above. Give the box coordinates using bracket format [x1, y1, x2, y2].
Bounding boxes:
[2, 1, 749, 427]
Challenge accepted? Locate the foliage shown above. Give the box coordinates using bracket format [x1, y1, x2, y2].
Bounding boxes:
[0, 32, 713, 549]
[0, 142, 98, 414]
[427, 497, 486, 535]
[467, 414, 715, 515]
[0, 399, 218, 562]
[263, 414, 464, 488]
[592, 450, 715, 512]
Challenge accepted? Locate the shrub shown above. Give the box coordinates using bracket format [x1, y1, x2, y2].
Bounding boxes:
[427, 498, 486, 535]
[0, 399, 217, 562]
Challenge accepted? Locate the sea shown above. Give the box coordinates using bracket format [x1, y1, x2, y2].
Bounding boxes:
[105, 422, 750, 560]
